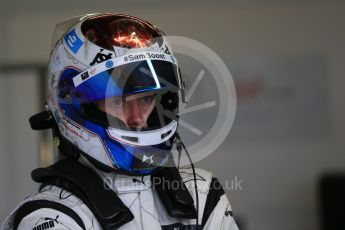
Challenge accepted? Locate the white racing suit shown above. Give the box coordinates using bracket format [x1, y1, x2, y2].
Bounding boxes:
[1, 157, 238, 230]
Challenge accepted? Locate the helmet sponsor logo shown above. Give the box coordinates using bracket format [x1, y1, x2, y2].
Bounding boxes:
[105, 60, 114, 68]
[62, 121, 82, 139]
[143, 154, 154, 164]
[89, 67, 96, 75]
[90, 49, 113, 66]
[61, 120, 93, 142]
[81, 71, 89, 80]
[162, 44, 171, 54]
[64, 29, 83, 54]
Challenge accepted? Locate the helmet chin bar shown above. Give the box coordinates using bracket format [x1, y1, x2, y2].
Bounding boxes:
[107, 120, 177, 146]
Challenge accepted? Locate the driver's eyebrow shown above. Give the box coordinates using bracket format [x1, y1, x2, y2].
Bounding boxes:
[125, 92, 156, 102]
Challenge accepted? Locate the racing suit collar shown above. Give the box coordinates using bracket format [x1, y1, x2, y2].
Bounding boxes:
[79, 155, 152, 193]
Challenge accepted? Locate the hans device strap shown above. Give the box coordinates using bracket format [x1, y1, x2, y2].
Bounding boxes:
[152, 166, 197, 219]
[31, 159, 134, 230]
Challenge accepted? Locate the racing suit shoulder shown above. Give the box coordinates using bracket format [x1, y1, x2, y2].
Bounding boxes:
[1, 185, 101, 230]
[15, 205, 84, 230]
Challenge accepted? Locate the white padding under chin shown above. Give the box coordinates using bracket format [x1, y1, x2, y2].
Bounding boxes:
[107, 121, 177, 146]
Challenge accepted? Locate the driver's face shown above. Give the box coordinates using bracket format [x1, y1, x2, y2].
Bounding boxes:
[96, 92, 156, 129]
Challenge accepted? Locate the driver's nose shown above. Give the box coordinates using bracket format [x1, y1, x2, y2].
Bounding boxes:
[125, 100, 146, 128]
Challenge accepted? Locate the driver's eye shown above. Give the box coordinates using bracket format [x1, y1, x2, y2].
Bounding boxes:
[111, 97, 123, 107]
[140, 95, 154, 104]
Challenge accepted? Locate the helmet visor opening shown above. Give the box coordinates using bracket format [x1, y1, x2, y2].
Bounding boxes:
[80, 89, 178, 131]
[73, 59, 180, 131]
[96, 90, 178, 131]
